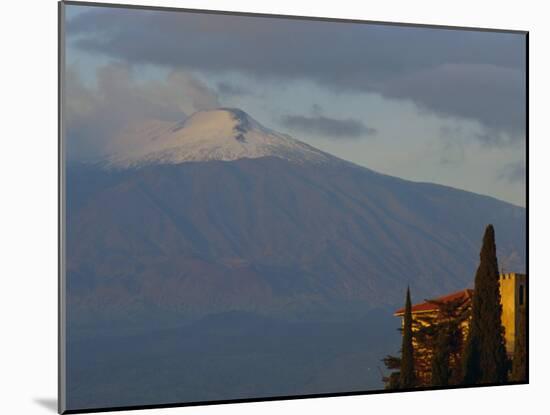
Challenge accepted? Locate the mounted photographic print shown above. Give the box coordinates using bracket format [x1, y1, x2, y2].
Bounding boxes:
[59, 1, 528, 413]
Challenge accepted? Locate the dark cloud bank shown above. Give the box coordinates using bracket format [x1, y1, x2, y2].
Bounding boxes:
[67, 5, 526, 141]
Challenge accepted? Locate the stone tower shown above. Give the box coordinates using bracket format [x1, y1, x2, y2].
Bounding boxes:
[499, 272, 527, 355]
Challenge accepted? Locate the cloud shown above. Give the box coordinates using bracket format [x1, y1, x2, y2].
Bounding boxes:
[65, 63, 220, 160]
[281, 115, 376, 139]
[381, 63, 526, 140]
[66, 6, 526, 139]
[216, 82, 253, 97]
[498, 161, 526, 183]
[311, 104, 323, 115]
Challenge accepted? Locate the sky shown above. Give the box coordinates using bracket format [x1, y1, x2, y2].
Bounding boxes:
[63, 4, 527, 206]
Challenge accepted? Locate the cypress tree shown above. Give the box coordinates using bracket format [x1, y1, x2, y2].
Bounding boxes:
[431, 327, 450, 386]
[462, 329, 481, 384]
[400, 287, 416, 388]
[511, 306, 527, 382]
[462, 225, 508, 384]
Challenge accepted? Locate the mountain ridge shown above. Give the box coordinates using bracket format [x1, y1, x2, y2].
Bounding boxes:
[66, 155, 525, 325]
[77, 107, 524, 209]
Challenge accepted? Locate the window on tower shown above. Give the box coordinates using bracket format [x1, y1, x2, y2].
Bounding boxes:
[519, 284, 525, 306]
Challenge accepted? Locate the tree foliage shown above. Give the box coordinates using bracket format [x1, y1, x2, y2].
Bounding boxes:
[511, 306, 527, 382]
[382, 354, 401, 389]
[399, 287, 416, 388]
[462, 225, 508, 384]
[414, 296, 470, 386]
[431, 327, 451, 386]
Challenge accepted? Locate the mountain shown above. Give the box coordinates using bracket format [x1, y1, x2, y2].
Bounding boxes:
[65, 108, 525, 408]
[66, 108, 526, 328]
[100, 108, 332, 167]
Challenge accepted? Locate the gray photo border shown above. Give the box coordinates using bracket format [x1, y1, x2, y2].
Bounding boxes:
[58, 1, 529, 413]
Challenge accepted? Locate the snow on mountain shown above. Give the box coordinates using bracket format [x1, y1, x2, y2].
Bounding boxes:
[102, 108, 334, 168]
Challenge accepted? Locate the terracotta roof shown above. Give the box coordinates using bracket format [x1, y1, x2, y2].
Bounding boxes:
[394, 289, 474, 316]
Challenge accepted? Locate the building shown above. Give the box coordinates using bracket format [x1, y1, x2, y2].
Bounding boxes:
[394, 289, 473, 385]
[499, 273, 527, 354]
[394, 272, 527, 384]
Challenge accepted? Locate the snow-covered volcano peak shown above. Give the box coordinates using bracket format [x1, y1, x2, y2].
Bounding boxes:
[179, 108, 260, 142]
[101, 108, 333, 168]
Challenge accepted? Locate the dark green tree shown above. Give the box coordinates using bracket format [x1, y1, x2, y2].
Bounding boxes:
[462, 225, 508, 384]
[511, 306, 527, 382]
[431, 327, 451, 386]
[382, 354, 401, 389]
[414, 296, 470, 386]
[399, 287, 416, 388]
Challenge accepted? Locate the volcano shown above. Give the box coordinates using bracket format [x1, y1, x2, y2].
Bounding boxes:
[66, 108, 526, 326]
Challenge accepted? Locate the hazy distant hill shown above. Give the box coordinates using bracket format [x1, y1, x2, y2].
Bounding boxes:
[66, 309, 399, 409]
